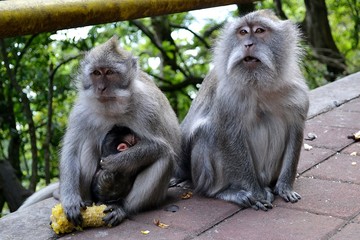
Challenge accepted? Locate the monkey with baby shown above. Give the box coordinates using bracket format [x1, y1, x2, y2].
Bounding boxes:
[58, 36, 182, 227]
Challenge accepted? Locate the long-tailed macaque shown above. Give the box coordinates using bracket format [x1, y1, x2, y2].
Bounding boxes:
[60, 36, 181, 226]
[91, 125, 139, 204]
[174, 10, 309, 210]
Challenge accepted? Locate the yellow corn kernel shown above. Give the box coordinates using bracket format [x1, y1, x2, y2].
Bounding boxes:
[50, 203, 107, 234]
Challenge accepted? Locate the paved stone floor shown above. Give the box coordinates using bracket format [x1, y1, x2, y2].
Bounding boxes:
[0, 72, 359, 240]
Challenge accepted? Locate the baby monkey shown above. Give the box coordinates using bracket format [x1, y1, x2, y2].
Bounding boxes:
[91, 126, 139, 204]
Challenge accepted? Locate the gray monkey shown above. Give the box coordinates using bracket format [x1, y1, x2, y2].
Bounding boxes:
[174, 10, 309, 210]
[59, 36, 181, 226]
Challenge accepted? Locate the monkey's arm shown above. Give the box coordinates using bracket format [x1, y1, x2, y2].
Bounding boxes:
[59, 126, 84, 226]
[100, 137, 171, 173]
[60, 112, 99, 226]
[173, 71, 218, 184]
[274, 125, 304, 202]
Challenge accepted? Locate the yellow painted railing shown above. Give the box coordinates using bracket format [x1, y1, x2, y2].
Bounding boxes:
[0, 0, 254, 38]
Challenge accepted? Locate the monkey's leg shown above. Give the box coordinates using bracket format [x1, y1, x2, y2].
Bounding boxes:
[274, 127, 303, 203]
[170, 134, 194, 187]
[103, 157, 172, 226]
[189, 135, 272, 211]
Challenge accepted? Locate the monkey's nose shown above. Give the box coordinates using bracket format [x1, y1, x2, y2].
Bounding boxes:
[98, 86, 107, 93]
[245, 43, 254, 48]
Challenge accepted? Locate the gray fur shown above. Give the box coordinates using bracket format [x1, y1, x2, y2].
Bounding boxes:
[59, 36, 181, 226]
[175, 10, 309, 210]
[18, 182, 59, 210]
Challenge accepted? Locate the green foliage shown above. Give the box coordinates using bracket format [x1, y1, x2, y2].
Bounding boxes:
[257, 0, 360, 87]
[327, 0, 360, 73]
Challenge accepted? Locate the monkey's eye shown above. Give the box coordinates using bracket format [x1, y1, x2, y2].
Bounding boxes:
[106, 69, 114, 75]
[92, 70, 101, 76]
[238, 29, 248, 35]
[255, 28, 265, 34]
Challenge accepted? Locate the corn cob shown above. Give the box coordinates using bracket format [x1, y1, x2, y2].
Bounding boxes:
[50, 203, 107, 234]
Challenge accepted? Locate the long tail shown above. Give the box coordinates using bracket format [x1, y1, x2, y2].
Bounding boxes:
[18, 182, 59, 210]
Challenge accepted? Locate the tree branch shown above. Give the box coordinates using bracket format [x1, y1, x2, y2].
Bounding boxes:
[14, 34, 39, 75]
[203, 22, 225, 38]
[0, 38, 39, 192]
[131, 19, 189, 78]
[274, 0, 288, 19]
[159, 76, 203, 92]
[169, 24, 211, 49]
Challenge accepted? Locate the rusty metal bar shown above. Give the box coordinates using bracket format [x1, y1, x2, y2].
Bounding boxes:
[0, 0, 254, 38]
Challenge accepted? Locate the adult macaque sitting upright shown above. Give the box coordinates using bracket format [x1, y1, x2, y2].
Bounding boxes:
[59, 37, 181, 227]
[20, 36, 181, 228]
[174, 10, 309, 211]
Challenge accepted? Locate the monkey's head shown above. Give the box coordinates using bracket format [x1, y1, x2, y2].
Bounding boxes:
[101, 125, 138, 157]
[214, 10, 302, 88]
[78, 36, 139, 111]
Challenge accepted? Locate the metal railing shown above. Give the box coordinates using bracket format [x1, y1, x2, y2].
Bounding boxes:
[0, 0, 254, 38]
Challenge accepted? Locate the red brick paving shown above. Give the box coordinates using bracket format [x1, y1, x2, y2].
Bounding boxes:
[195, 208, 344, 240]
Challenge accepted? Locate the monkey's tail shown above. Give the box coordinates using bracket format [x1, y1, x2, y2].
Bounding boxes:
[18, 182, 59, 210]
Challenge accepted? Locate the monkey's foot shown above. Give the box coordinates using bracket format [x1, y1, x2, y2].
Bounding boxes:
[216, 189, 273, 211]
[251, 189, 274, 211]
[250, 187, 274, 210]
[274, 182, 301, 203]
[169, 178, 193, 189]
[103, 205, 127, 226]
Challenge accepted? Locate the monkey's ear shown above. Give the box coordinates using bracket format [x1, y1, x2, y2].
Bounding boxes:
[254, 9, 280, 21]
[110, 35, 119, 43]
[131, 57, 138, 69]
[107, 35, 120, 49]
[125, 56, 138, 70]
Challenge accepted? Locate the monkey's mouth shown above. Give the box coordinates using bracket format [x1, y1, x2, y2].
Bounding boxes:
[243, 56, 260, 62]
[98, 96, 117, 102]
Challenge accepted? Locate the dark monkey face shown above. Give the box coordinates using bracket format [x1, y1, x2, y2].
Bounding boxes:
[101, 125, 138, 157]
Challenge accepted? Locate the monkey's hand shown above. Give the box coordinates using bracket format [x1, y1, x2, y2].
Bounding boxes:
[50, 203, 107, 234]
[101, 139, 165, 173]
[274, 182, 301, 203]
[100, 149, 137, 173]
[62, 196, 87, 227]
[103, 204, 127, 226]
[100, 149, 146, 173]
[99, 156, 126, 173]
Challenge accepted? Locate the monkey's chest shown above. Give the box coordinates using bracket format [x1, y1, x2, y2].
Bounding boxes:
[246, 112, 288, 183]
